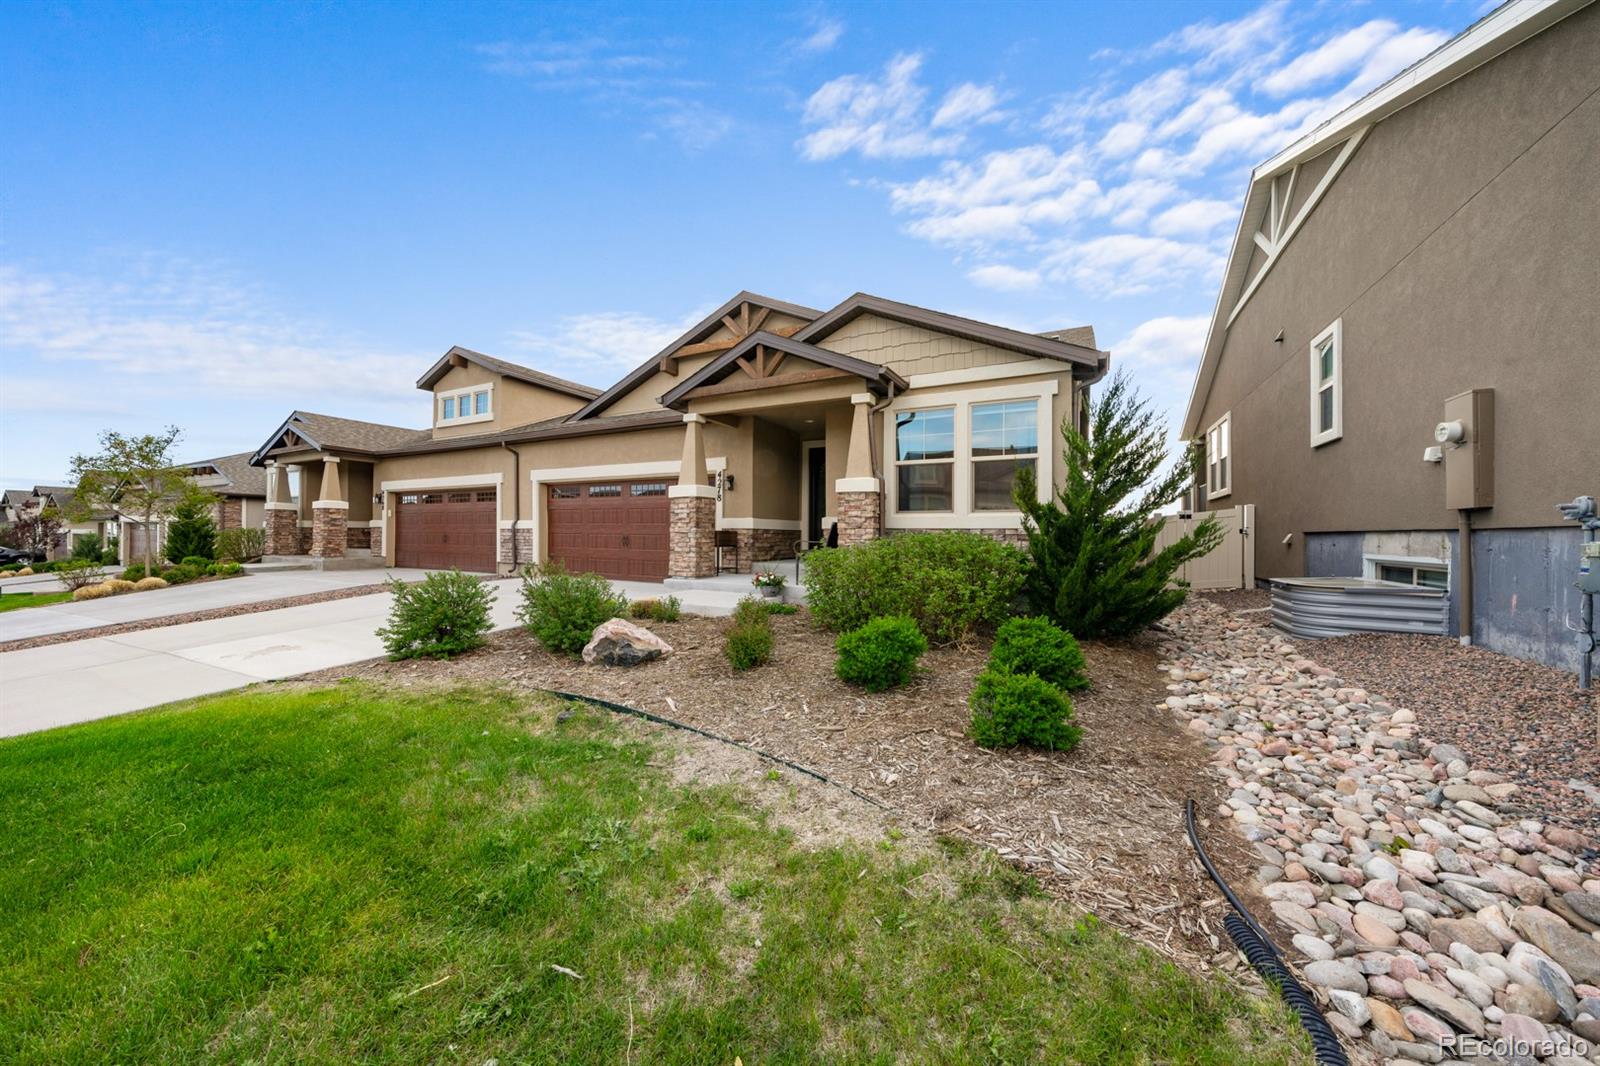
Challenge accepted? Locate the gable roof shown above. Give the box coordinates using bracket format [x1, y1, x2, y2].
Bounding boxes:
[415, 346, 600, 398]
[186, 451, 269, 498]
[571, 290, 824, 421]
[796, 293, 1107, 373]
[250, 411, 430, 466]
[1180, 0, 1591, 439]
[658, 331, 909, 409]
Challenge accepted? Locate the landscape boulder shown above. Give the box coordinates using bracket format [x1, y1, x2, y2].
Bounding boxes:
[582, 619, 673, 667]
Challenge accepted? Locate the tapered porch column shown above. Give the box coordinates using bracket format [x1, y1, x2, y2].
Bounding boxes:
[667, 413, 717, 578]
[310, 455, 348, 558]
[265, 461, 301, 556]
[835, 393, 882, 547]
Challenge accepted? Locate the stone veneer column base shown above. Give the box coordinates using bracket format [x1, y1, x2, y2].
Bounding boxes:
[668, 496, 717, 578]
[835, 491, 882, 547]
[265, 508, 300, 555]
[310, 506, 348, 558]
[734, 528, 796, 572]
[498, 527, 535, 572]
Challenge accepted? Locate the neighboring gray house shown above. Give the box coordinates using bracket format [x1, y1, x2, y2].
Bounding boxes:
[1182, 0, 1599, 671]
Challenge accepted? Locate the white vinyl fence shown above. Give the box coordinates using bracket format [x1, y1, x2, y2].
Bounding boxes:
[1155, 504, 1256, 590]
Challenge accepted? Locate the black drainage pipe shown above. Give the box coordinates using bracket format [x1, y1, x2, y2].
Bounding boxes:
[536, 688, 892, 811]
[1184, 799, 1350, 1066]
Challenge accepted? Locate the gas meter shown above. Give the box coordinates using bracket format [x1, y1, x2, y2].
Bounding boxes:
[1582, 541, 1600, 595]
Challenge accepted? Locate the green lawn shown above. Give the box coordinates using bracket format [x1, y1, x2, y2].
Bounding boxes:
[0, 683, 1310, 1064]
[0, 591, 72, 612]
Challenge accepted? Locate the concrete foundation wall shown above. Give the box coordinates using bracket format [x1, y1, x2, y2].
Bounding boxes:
[1303, 526, 1588, 674]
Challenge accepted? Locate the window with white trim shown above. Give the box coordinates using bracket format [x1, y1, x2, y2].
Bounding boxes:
[1309, 319, 1342, 446]
[895, 406, 954, 512]
[970, 399, 1037, 510]
[1365, 555, 1447, 589]
[1206, 412, 1231, 498]
[437, 385, 493, 426]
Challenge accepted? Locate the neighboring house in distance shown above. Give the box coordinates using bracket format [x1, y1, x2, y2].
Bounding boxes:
[118, 452, 270, 565]
[248, 291, 1108, 580]
[0, 485, 119, 559]
[1182, 0, 1600, 671]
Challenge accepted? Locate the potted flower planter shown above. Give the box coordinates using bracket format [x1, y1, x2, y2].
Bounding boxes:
[752, 569, 785, 599]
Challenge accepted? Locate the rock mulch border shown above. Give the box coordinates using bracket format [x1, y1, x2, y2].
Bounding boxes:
[1161, 598, 1600, 1063]
[0, 583, 394, 654]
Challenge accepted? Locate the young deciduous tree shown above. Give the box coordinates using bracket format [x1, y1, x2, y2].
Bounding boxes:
[69, 427, 191, 573]
[11, 508, 65, 560]
[1012, 372, 1224, 639]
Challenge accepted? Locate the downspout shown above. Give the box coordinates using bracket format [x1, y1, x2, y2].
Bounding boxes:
[868, 382, 898, 539]
[1457, 509, 1473, 645]
[501, 441, 520, 572]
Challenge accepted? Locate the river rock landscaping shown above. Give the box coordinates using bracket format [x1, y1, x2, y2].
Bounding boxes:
[1162, 597, 1600, 1064]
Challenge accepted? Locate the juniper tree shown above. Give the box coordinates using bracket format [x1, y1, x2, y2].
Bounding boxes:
[1012, 372, 1223, 639]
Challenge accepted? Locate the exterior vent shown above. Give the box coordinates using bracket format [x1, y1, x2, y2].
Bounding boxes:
[1269, 576, 1449, 638]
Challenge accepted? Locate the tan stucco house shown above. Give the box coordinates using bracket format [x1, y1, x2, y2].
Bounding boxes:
[1182, 0, 1599, 670]
[248, 291, 1108, 581]
[117, 452, 270, 564]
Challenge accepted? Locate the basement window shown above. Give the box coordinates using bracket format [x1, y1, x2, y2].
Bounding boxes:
[1206, 412, 1231, 499]
[1366, 555, 1448, 589]
[1309, 319, 1343, 447]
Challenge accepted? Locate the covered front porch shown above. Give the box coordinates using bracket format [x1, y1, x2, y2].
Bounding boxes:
[260, 453, 383, 567]
[658, 331, 903, 579]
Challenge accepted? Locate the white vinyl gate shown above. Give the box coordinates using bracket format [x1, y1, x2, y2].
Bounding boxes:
[1154, 504, 1256, 590]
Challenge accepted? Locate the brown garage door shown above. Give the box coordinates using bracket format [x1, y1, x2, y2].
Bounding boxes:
[395, 489, 497, 572]
[546, 479, 673, 582]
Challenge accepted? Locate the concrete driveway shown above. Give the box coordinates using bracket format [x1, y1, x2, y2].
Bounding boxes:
[0, 579, 525, 737]
[0, 567, 441, 641]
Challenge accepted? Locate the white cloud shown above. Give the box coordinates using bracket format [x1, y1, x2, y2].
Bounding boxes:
[797, 15, 844, 54]
[932, 83, 1004, 128]
[1045, 235, 1224, 298]
[1097, 120, 1148, 158]
[967, 264, 1041, 292]
[1149, 199, 1237, 237]
[1259, 19, 1402, 96]
[799, 53, 969, 161]
[0, 259, 418, 403]
[506, 307, 708, 373]
[1111, 315, 1210, 375]
[889, 145, 1103, 246]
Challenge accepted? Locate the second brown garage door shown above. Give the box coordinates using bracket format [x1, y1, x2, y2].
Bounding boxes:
[546, 479, 673, 582]
[395, 489, 498, 572]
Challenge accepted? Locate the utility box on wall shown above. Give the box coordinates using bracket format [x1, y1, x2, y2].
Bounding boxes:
[1442, 388, 1494, 510]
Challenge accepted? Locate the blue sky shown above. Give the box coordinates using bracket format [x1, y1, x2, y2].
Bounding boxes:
[1, 0, 1489, 489]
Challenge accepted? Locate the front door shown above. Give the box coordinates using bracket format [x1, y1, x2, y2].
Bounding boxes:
[805, 446, 827, 546]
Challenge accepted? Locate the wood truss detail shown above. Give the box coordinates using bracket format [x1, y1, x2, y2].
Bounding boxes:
[660, 301, 800, 375]
[1229, 126, 1369, 328]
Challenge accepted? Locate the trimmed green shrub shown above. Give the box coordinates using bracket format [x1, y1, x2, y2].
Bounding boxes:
[989, 616, 1089, 691]
[160, 564, 203, 585]
[102, 536, 120, 565]
[762, 602, 800, 616]
[121, 563, 146, 583]
[724, 596, 774, 671]
[164, 493, 217, 563]
[55, 559, 108, 591]
[216, 527, 266, 564]
[70, 533, 105, 561]
[181, 555, 212, 570]
[968, 669, 1081, 752]
[378, 570, 496, 660]
[835, 615, 927, 692]
[208, 561, 243, 576]
[518, 563, 627, 657]
[802, 531, 1027, 645]
[629, 595, 682, 623]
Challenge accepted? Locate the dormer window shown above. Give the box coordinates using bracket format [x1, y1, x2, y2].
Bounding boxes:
[437, 383, 494, 427]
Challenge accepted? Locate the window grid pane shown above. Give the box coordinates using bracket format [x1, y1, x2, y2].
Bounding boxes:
[973, 457, 1034, 510]
[442, 397, 454, 419]
[1319, 386, 1334, 433]
[896, 463, 953, 512]
[895, 408, 955, 461]
[971, 400, 1037, 457]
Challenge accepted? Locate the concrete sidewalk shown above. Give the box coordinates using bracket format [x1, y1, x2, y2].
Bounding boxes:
[0, 576, 749, 738]
[0, 567, 440, 641]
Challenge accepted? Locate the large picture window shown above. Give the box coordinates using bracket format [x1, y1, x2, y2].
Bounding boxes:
[895, 407, 954, 512]
[970, 399, 1037, 510]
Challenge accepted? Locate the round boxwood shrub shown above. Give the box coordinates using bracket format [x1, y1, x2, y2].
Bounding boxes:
[969, 668, 1081, 752]
[517, 563, 627, 657]
[835, 615, 927, 692]
[988, 616, 1089, 691]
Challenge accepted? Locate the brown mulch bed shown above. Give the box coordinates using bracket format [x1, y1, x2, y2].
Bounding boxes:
[0, 583, 392, 654]
[1312, 633, 1600, 834]
[299, 611, 1261, 967]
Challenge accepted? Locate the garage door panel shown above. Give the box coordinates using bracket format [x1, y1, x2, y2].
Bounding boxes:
[395, 489, 497, 572]
[546, 479, 673, 582]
